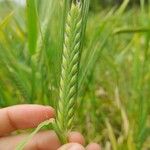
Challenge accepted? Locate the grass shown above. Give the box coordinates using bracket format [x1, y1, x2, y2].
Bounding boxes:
[0, 0, 150, 149]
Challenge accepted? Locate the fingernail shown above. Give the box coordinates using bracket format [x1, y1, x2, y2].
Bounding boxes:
[86, 143, 101, 150]
[69, 145, 84, 150]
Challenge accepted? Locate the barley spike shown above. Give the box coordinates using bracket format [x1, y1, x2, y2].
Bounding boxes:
[54, 2, 82, 144]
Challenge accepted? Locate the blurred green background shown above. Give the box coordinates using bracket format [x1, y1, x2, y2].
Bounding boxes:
[0, 0, 150, 149]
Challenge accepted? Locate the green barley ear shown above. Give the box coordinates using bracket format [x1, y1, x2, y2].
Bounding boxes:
[54, 1, 82, 144]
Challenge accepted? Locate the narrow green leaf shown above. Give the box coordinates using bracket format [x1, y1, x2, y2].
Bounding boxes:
[26, 0, 38, 55]
[116, 0, 129, 15]
[113, 27, 150, 35]
[0, 11, 14, 30]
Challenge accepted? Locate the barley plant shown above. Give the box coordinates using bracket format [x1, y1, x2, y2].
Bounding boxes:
[54, 1, 82, 143]
[0, 0, 150, 149]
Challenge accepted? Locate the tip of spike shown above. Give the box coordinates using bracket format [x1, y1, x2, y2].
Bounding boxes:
[76, 0, 80, 3]
[71, 0, 82, 10]
[73, 0, 81, 6]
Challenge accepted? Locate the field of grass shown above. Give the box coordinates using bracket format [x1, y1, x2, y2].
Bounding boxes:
[0, 0, 150, 149]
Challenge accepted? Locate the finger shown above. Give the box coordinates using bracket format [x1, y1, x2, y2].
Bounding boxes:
[58, 143, 85, 150]
[0, 131, 84, 150]
[0, 131, 60, 150]
[86, 143, 101, 150]
[26, 131, 60, 150]
[68, 132, 85, 145]
[0, 104, 55, 136]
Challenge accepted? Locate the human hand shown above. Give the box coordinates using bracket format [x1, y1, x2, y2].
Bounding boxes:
[0, 104, 100, 150]
[59, 143, 101, 150]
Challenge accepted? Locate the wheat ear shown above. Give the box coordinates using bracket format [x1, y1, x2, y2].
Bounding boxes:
[54, 2, 82, 144]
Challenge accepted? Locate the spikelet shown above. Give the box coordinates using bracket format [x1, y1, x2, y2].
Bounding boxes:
[8, 67, 30, 101]
[54, 1, 82, 143]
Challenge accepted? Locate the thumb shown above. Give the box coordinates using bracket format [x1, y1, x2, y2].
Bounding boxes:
[58, 143, 85, 150]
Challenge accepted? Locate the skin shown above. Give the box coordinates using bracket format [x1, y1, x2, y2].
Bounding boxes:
[0, 104, 101, 150]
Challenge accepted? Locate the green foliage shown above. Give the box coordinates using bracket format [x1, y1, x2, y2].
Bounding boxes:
[0, 0, 150, 149]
